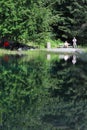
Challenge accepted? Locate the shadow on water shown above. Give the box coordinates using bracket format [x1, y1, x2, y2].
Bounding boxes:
[0, 52, 87, 130]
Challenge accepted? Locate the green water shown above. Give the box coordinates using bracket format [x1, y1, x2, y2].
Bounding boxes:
[0, 52, 87, 130]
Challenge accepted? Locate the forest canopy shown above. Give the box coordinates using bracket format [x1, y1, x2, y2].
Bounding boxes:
[0, 0, 87, 45]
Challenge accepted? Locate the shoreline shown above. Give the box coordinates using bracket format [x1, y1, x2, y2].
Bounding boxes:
[41, 48, 85, 54]
[0, 48, 85, 56]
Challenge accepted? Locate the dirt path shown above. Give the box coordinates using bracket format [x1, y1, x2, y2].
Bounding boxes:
[45, 48, 84, 54]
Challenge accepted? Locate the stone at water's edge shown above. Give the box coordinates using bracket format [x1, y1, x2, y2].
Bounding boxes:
[47, 42, 51, 49]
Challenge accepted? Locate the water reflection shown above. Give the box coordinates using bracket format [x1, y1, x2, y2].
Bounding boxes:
[72, 55, 76, 64]
[47, 54, 51, 60]
[3, 55, 9, 62]
[64, 55, 69, 61]
[0, 52, 87, 130]
[59, 54, 77, 64]
[2, 54, 25, 62]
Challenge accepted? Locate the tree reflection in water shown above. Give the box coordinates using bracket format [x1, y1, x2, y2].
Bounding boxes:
[0, 52, 87, 130]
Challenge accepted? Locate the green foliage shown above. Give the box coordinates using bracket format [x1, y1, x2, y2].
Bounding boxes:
[46, 39, 63, 48]
[0, 0, 87, 46]
[0, 0, 52, 43]
[49, 0, 87, 44]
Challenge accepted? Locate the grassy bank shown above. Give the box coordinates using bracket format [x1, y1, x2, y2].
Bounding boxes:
[0, 49, 40, 56]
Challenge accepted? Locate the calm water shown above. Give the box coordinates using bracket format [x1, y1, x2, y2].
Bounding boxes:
[0, 51, 87, 130]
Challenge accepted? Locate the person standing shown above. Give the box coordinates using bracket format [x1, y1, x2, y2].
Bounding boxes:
[72, 37, 77, 48]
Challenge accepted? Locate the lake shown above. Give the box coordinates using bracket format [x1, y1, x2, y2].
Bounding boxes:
[0, 51, 87, 130]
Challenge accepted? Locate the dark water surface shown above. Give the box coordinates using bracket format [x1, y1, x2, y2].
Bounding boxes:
[0, 51, 87, 130]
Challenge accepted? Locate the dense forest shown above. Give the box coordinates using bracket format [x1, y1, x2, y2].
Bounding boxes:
[0, 0, 87, 46]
